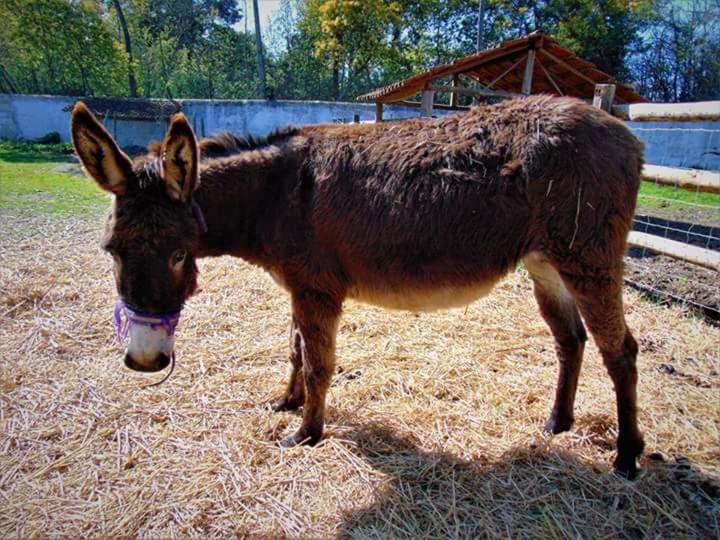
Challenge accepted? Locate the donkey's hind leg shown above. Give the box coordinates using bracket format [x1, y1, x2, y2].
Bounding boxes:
[271, 317, 306, 412]
[524, 253, 587, 434]
[561, 268, 644, 478]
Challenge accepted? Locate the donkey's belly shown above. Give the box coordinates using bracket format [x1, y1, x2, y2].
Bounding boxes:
[348, 279, 498, 312]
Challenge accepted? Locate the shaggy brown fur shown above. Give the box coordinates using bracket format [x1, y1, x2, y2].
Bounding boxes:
[71, 95, 645, 477]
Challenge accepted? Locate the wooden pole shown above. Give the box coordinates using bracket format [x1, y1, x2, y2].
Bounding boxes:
[612, 101, 720, 122]
[450, 74, 459, 108]
[521, 49, 536, 95]
[375, 102, 384, 122]
[593, 84, 616, 112]
[642, 164, 720, 194]
[628, 232, 720, 271]
[421, 90, 435, 117]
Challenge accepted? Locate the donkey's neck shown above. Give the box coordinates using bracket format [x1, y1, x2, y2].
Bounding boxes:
[192, 150, 292, 262]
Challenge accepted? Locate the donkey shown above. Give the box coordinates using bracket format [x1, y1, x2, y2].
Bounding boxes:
[70, 95, 645, 477]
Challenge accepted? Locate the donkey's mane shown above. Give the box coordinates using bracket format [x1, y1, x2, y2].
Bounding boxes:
[198, 126, 301, 159]
[133, 125, 301, 191]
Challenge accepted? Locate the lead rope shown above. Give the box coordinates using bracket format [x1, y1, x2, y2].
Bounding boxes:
[140, 352, 176, 388]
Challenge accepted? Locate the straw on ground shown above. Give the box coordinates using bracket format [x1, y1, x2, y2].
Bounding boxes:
[0, 209, 718, 537]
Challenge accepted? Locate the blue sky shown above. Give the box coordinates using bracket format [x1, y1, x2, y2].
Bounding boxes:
[240, 0, 282, 27]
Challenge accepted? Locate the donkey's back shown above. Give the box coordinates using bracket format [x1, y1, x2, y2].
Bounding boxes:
[300, 96, 643, 311]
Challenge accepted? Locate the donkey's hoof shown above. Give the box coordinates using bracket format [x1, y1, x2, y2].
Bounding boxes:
[613, 461, 641, 481]
[543, 415, 574, 434]
[271, 396, 303, 412]
[613, 435, 645, 480]
[279, 429, 321, 448]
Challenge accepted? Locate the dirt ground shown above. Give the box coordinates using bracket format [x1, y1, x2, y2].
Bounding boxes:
[0, 211, 718, 538]
[626, 253, 720, 322]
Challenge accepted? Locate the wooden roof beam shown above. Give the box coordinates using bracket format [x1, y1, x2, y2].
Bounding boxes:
[538, 48, 601, 89]
[427, 85, 521, 99]
[535, 55, 564, 96]
[485, 55, 526, 89]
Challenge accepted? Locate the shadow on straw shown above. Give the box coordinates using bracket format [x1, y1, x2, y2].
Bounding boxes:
[337, 425, 719, 539]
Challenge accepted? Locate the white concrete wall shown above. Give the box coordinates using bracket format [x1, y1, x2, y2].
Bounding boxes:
[0, 94, 75, 141]
[0, 94, 430, 147]
[1, 94, 718, 171]
[627, 122, 720, 171]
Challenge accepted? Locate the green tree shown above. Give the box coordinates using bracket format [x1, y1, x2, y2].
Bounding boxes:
[629, 0, 720, 101]
[0, 0, 127, 96]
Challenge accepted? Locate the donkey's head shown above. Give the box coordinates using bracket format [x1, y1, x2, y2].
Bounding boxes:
[71, 102, 202, 373]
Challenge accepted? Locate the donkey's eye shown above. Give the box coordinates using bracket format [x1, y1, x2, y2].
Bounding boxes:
[171, 250, 187, 265]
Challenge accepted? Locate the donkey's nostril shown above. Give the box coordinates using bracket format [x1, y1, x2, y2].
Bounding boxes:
[124, 352, 171, 373]
[155, 352, 171, 370]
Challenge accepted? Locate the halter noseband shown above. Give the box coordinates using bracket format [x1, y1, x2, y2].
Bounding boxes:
[114, 301, 181, 387]
[114, 301, 181, 342]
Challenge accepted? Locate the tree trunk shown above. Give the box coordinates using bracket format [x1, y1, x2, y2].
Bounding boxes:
[252, 0, 267, 99]
[112, 0, 138, 97]
[332, 59, 339, 101]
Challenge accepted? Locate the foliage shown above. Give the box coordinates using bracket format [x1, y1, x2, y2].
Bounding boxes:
[0, 0, 127, 96]
[0, 0, 718, 101]
[628, 0, 720, 102]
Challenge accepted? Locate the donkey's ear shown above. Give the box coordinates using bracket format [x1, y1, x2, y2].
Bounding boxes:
[70, 102, 132, 196]
[161, 113, 199, 201]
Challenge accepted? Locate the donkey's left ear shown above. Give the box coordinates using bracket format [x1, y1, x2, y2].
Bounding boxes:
[161, 113, 199, 201]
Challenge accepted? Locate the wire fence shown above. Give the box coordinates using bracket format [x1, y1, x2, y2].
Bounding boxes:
[625, 122, 720, 323]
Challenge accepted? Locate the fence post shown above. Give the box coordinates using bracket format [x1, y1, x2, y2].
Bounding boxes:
[420, 89, 434, 117]
[375, 102, 383, 122]
[593, 84, 616, 112]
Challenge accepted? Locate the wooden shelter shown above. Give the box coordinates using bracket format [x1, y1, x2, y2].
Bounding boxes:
[357, 31, 647, 120]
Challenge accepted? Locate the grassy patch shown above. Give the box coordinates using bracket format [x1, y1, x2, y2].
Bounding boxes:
[637, 182, 720, 224]
[638, 181, 720, 209]
[0, 142, 106, 216]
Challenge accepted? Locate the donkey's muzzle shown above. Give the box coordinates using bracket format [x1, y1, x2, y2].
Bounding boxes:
[124, 352, 171, 373]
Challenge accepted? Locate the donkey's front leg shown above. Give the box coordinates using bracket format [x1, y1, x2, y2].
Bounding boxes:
[280, 290, 341, 447]
[271, 317, 305, 412]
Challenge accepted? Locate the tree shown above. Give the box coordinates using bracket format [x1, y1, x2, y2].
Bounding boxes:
[252, 0, 267, 98]
[111, 0, 138, 97]
[304, 0, 402, 100]
[0, 0, 127, 96]
[629, 0, 720, 101]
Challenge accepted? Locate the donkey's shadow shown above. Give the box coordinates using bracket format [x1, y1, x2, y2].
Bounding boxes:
[336, 425, 719, 539]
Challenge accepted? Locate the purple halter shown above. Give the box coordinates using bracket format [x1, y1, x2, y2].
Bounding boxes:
[113, 301, 181, 387]
[113, 301, 181, 343]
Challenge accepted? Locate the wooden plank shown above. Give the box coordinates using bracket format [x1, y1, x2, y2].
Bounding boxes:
[486, 55, 526, 89]
[536, 56, 564, 96]
[538, 48, 599, 88]
[421, 89, 434, 117]
[521, 49, 536, 95]
[593, 84, 616, 112]
[396, 100, 470, 110]
[628, 231, 720, 271]
[427, 85, 520, 99]
[375, 102, 383, 122]
[642, 164, 720, 194]
[613, 101, 720, 121]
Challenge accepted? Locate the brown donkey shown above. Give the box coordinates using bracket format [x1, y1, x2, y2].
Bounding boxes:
[70, 95, 645, 477]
